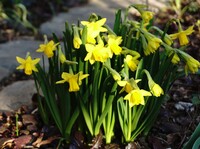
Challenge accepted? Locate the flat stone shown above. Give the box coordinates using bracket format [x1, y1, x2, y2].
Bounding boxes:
[0, 67, 9, 81]
[0, 80, 36, 112]
[39, 0, 168, 38]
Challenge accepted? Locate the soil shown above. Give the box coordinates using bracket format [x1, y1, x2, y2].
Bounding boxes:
[0, 0, 200, 148]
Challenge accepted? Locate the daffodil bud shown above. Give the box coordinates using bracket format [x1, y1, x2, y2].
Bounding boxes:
[104, 62, 121, 81]
[143, 69, 164, 97]
[73, 26, 82, 49]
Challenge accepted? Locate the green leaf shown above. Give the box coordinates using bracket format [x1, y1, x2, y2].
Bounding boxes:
[183, 123, 200, 149]
[192, 95, 200, 105]
[113, 9, 121, 35]
[192, 137, 200, 149]
[80, 99, 94, 136]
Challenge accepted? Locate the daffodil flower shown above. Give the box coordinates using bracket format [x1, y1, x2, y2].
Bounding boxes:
[36, 40, 59, 58]
[143, 69, 164, 97]
[124, 89, 152, 107]
[125, 55, 139, 72]
[171, 53, 180, 64]
[107, 35, 122, 57]
[117, 79, 141, 93]
[56, 71, 89, 92]
[177, 50, 200, 74]
[73, 26, 82, 49]
[150, 83, 164, 97]
[73, 36, 82, 49]
[58, 48, 67, 64]
[104, 63, 121, 81]
[163, 34, 173, 46]
[141, 11, 154, 24]
[117, 80, 133, 93]
[84, 43, 110, 64]
[81, 18, 107, 44]
[144, 37, 162, 55]
[185, 55, 200, 74]
[169, 25, 194, 46]
[16, 56, 40, 75]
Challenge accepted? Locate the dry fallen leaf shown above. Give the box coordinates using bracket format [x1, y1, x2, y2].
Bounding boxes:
[14, 135, 32, 149]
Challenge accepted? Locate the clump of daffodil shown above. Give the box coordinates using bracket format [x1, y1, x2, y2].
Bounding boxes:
[143, 69, 164, 97]
[107, 35, 122, 57]
[36, 39, 59, 58]
[84, 42, 110, 64]
[169, 20, 194, 46]
[16, 54, 40, 75]
[73, 26, 82, 49]
[81, 16, 107, 44]
[125, 55, 139, 72]
[56, 71, 89, 92]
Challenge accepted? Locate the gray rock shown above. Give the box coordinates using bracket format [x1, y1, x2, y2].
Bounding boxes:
[39, 0, 168, 38]
[0, 80, 36, 112]
[0, 66, 9, 81]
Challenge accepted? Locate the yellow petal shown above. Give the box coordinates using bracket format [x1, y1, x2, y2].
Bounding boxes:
[140, 89, 152, 96]
[16, 56, 25, 64]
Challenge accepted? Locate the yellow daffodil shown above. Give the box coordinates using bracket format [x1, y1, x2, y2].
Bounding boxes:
[171, 53, 180, 64]
[150, 83, 164, 97]
[163, 34, 173, 46]
[16, 56, 40, 75]
[185, 56, 200, 74]
[118, 80, 133, 93]
[36, 40, 59, 58]
[144, 37, 162, 55]
[117, 79, 141, 93]
[107, 35, 122, 57]
[178, 50, 200, 74]
[104, 63, 121, 81]
[73, 26, 82, 49]
[125, 55, 139, 72]
[141, 11, 154, 24]
[58, 48, 67, 64]
[56, 71, 89, 92]
[73, 36, 82, 49]
[124, 89, 152, 107]
[169, 26, 194, 46]
[143, 69, 164, 97]
[84, 43, 109, 64]
[81, 18, 107, 44]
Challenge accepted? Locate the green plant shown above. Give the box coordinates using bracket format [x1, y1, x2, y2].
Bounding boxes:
[15, 4, 200, 147]
[0, 0, 36, 34]
[183, 123, 200, 149]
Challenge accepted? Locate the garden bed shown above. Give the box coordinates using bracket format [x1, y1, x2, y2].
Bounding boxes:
[0, 0, 200, 148]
